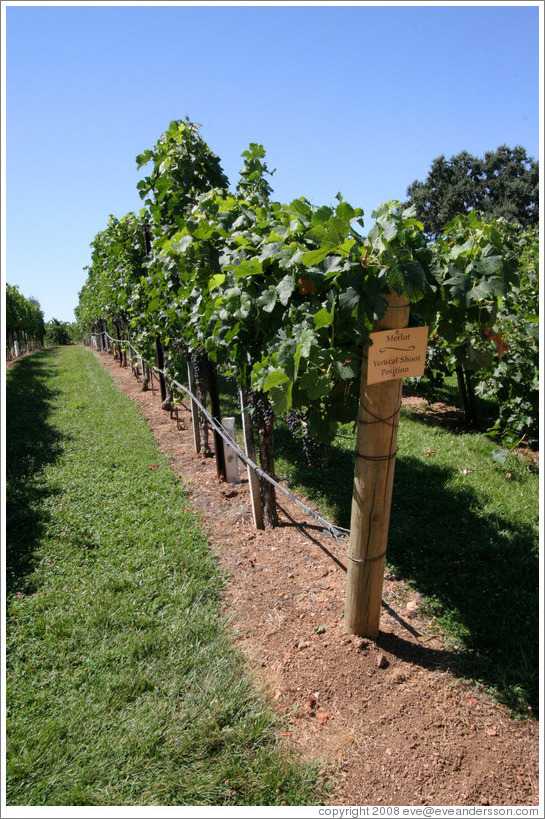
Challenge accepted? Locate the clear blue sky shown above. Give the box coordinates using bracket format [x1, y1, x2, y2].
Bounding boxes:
[2, 1, 542, 323]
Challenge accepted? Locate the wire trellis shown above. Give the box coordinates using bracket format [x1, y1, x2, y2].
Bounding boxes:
[88, 331, 350, 541]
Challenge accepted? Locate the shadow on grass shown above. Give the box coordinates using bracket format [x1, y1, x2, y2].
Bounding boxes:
[389, 455, 538, 715]
[274, 425, 355, 529]
[402, 381, 501, 438]
[6, 350, 65, 598]
[274, 429, 539, 716]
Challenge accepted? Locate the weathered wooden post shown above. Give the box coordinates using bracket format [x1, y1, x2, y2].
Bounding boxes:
[344, 290, 412, 638]
[239, 387, 264, 530]
[114, 322, 125, 366]
[207, 360, 226, 481]
[222, 417, 240, 484]
[141, 358, 150, 391]
[155, 338, 167, 403]
[187, 360, 201, 454]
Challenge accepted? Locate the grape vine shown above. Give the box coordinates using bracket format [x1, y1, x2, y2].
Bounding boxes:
[76, 117, 530, 526]
[6, 284, 45, 360]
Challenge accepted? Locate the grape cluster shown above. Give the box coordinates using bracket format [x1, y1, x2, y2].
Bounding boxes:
[191, 346, 207, 389]
[286, 409, 302, 437]
[302, 434, 323, 468]
[250, 391, 275, 433]
[285, 409, 324, 467]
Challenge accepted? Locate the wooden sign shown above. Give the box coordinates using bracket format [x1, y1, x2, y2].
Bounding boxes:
[367, 326, 429, 385]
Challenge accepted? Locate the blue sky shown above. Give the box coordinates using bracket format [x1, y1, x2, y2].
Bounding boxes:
[2, 1, 542, 323]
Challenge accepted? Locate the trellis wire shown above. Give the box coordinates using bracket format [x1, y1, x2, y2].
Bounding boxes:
[89, 332, 349, 541]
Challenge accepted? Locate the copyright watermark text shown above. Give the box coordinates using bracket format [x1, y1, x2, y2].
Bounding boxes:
[318, 808, 540, 818]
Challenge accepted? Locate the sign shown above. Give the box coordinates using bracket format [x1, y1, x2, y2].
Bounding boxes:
[367, 326, 429, 385]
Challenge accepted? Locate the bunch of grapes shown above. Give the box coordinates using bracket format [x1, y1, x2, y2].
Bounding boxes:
[191, 346, 207, 388]
[285, 409, 324, 467]
[301, 434, 323, 468]
[250, 391, 275, 434]
[286, 409, 303, 437]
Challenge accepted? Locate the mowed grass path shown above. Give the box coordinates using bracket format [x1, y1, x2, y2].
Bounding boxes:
[5, 346, 323, 807]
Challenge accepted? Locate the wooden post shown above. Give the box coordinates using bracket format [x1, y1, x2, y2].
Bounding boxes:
[155, 338, 167, 403]
[115, 322, 124, 366]
[128, 342, 138, 378]
[207, 360, 226, 481]
[239, 387, 264, 530]
[187, 360, 201, 454]
[141, 358, 150, 391]
[344, 291, 410, 638]
[254, 396, 278, 529]
[222, 417, 241, 484]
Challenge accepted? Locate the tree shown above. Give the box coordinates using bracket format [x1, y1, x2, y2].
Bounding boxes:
[405, 145, 538, 237]
[45, 319, 73, 346]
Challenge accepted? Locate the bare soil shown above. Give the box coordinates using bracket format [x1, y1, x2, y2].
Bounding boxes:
[95, 350, 540, 807]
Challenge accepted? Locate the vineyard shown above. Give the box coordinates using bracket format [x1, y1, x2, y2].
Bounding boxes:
[77, 120, 538, 473]
[5, 284, 46, 361]
[75, 118, 539, 632]
[5, 118, 540, 807]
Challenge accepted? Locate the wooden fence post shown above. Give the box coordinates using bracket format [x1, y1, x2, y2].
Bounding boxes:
[239, 387, 264, 530]
[344, 290, 411, 638]
[187, 360, 201, 454]
[207, 360, 226, 481]
[222, 417, 241, 484]
[155, 338, 167, 403]
[141, 358, 150, 391]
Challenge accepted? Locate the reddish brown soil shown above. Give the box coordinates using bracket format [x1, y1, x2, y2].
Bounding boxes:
[95, 350, 540, 807]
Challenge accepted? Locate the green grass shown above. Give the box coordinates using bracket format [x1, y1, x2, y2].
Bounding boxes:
[216, 372, 539, 717]
[5, 347, 325, 807]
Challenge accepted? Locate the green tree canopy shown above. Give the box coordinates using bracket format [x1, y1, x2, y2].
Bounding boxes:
[45, 318, 74, 346]
[6, 284, 45, 343]
[405, 145, 538, 237]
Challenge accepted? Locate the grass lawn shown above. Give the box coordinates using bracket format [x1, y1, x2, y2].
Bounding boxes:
[217, 373, 540, 718]
[5, 346, 324, 807]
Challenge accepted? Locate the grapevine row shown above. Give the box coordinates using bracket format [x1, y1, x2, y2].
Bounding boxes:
[5, 284, 45, 362]
[76, 119, 525, 526]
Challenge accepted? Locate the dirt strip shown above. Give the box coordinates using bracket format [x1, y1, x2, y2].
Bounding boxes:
[95, 349, 540, 807]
